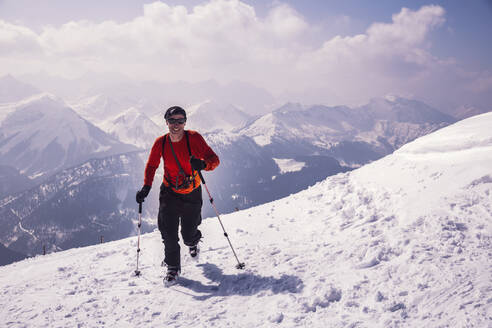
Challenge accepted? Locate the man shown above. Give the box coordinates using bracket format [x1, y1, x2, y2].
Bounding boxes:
[136, 106, 220, 285]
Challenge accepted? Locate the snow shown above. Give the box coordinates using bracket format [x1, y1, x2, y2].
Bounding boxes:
[27, 172, 45, 180]
[0, 93, 137, 178]
[273, 158, 306, 174]
[1, 113, 491, 327]
[0, 94, 92, 153]
[185, 100, 253, 133]
[69, 94, 130, 122]
[97, 107, 163, 149]
[246, 113, 277, 146]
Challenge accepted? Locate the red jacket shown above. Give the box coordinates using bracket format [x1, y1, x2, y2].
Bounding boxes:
[144, 130, 219, 194]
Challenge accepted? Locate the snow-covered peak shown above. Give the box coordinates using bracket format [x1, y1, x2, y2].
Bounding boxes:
[186, 99, 212, 116]
[1, 93, 93, 147]
[272, 102, 304, 114]
[364, 96, 455, 124]
[70, 94, 134, 123]
[186, 100, 253, 133]
[202, 129, 244, 147]
[99, 107, 163, 149]
[0, 93, 60, 122]
[113, 106, 145, 123]
[241, 103, 361, 147]
[0, 95, 138, 178]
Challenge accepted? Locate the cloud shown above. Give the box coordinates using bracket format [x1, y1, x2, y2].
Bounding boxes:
[291, 5, 448, 103]
[0, 20, 41, 55]
[367, 6, 445, 48]
[0, 1, 306, 74]
[0, 1, 489, 109]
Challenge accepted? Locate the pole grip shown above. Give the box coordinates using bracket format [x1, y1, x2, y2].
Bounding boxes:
[198, 170, 206, 184]
[139, 202, 142, 214]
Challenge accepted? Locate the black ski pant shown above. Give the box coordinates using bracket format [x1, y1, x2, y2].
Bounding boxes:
[158, 183, 202, 270]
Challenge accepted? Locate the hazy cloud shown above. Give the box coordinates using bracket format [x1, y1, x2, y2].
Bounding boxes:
[0, 1, 490, 109]
[0, 20, 41, 55]
[293, 5, 448, 104]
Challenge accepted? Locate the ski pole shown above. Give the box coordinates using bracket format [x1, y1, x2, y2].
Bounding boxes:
[198, 170, 245, 270]
[134, 201, 143, 276]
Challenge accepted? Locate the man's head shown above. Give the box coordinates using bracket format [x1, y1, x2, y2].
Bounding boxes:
[165, 106, 187, 137]
[164, 106, 186, 120]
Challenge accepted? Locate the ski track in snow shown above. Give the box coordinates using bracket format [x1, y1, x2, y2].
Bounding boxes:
[1, 114, 492, 327]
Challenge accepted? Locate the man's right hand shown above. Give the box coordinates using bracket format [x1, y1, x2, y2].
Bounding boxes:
[136, 185, 151, 203]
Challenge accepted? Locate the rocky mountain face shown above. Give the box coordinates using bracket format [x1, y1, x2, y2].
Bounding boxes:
[0, 165, 34, 199]
[0, 152, 149, 257]
[0, 242, 26, 266]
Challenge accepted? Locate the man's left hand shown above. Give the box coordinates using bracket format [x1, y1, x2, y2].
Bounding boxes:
[190, 157, 206, 170]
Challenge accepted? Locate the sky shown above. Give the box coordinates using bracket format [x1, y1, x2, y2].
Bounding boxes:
[0, 0, 491, 111]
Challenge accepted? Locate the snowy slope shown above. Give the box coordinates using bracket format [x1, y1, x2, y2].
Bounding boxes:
[0, 113, 490, 327]
[0, 94, 138, 179]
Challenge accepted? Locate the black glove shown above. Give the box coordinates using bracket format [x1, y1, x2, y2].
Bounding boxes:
[190, 157, 206, 171]
[136, 185, 151, 203]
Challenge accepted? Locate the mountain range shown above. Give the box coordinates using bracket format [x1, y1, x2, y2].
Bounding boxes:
[240, 97, 455, 166]
[0, 93, 138, 180]
[0, 75, 463, 264]
[20, 72, 277, 116]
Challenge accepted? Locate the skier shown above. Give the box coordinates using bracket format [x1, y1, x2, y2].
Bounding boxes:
[136, 106, 220, 285]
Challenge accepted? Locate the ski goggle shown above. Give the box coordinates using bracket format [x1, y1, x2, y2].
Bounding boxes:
[167, 118, 186, 124]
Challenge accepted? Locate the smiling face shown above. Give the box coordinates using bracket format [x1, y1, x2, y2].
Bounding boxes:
[166, 114, 186, 140]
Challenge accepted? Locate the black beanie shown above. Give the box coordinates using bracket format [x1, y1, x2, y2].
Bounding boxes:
[164, 106, 187, 120]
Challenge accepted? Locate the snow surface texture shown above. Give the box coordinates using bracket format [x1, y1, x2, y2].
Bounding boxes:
[273, 158, 306, 174]
[0, 113, 491, 327]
